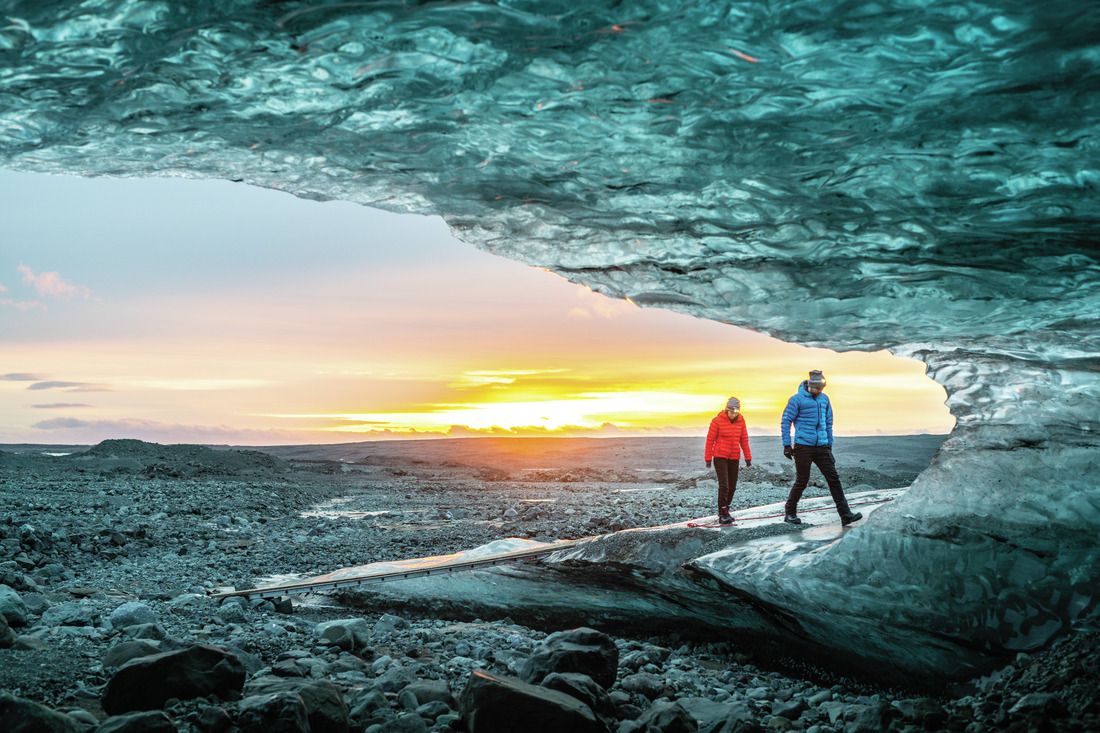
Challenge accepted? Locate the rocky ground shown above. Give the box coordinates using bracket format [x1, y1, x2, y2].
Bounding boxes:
[0, 437, 1096, 732]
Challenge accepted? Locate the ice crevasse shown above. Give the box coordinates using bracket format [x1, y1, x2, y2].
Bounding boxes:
[0, 0, 1097, 680]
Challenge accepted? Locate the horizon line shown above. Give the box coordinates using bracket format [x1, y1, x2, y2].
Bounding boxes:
[1, 431, 952, 450]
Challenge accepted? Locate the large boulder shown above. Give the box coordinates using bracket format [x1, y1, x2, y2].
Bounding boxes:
[244, 677, 349, 733]
[520, 627, 619, 689]
[95, 710, 176, 733]
[102, 644, 246, 714]
[460, 669, 606, 733]
[0, 692, 81, 733]
[108, 602, 157, 629]
[0, 584, 28, 627]
[237, 692, 310, 733]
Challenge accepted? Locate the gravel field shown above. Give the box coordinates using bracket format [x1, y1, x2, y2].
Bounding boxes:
[0, 436, 1095, 732]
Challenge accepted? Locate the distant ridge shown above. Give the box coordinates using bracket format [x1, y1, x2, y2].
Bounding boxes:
[73, 438, 287, 477]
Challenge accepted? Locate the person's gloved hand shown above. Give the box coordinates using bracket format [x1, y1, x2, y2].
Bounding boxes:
[744, 459, 752, 468]
[783, 445, 793, 460]
[705, 460, 711, 468]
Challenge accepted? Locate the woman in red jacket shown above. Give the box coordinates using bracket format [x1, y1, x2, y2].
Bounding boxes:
[704, 397, 753, 525]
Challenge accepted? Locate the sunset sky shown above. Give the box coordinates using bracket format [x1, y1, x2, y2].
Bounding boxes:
[0, 170, 954, 445]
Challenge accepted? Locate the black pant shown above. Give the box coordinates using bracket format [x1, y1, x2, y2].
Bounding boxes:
[785, 445, 853, 517]
[713, 457, 739, 511]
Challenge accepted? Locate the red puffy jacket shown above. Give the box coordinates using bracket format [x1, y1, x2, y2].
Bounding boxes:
[704, 411, 752, 462]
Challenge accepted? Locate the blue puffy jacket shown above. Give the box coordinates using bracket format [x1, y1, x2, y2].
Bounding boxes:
[780, 381, 833, 447]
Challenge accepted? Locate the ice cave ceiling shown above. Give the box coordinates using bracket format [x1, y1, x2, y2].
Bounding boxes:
[0, 1, 1097, 676]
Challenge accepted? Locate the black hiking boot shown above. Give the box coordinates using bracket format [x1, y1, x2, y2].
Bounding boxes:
[783, 514, 802, 525]
[841, 511, 863, 526]
[718, 507, 734, 525]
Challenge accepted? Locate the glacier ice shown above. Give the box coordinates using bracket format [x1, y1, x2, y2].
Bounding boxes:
[1, 1, 1098, 679]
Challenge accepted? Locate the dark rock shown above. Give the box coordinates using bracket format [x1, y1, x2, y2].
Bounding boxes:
[1009, 692, 1067, 717]
[397, 689, 418, 711]
[0, 584, 28, 626]
[0, 692, 82, 733]
[272, 659, 309, 677]
[103, 640, 163, 668]
[404, 680, 455, 708]
[415, 700, 451, 719]
[377, 714, 428, 732]
[95, 710, 175, 733]
[624, 701, 697, 733]
[21, 592, 51, 616]
[102, 644, 246, 714]
[348, 689, 388, 724]
[67, 709, 99, 728]
[318, 624, 354, 651]
[843, 702, 893, 733]
[460, 669, 605, 733]
[0, 614, 13, 649]
[772, 699, 807, 720]
[244, 677, 349, 733]
[191, 705, 233, 733]
[33, 562, 67, 580]
[13, 634, 49, 651]
[520, 627, 619, 689]
[121, 623, 167, 641]
[41, 600, 98, 627]
[890, 697, 942, 724]
[108, 602, 157, 629]
[540, 672, 617, 726]
[436, 712, 462, 731]
[237, 692, 310, 733]
[215, 603, 246, 624]
[376, 664, 419, 693]
[372, 613, 408, 636]
[679, 698, 749, 731]
[620, 648, 669, 672]
[621, 672, 667, 700]
[315, 618, 370, 650]
[699, 710, 763, 733]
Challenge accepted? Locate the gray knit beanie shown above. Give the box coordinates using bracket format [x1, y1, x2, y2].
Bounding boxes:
[725, 397, 741, 410]
[808, 370, 826, 387]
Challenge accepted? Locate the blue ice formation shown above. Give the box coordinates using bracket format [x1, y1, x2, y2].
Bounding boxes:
[1, 2, 1098, 679]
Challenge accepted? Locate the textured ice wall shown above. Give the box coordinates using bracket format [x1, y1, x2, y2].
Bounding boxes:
[2, 1, 1098, 675]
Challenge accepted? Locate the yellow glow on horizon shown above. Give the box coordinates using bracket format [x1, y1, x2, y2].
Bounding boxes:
[269, 390, 721, 433]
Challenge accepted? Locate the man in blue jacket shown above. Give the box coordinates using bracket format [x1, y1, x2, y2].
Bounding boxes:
[780, 370, 863, 526]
